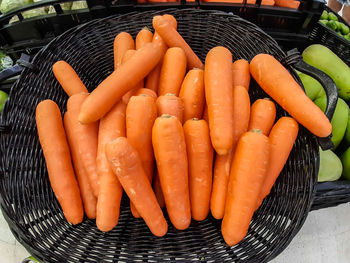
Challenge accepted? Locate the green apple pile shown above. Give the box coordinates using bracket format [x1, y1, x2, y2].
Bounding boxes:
[319, 10, 350, 42]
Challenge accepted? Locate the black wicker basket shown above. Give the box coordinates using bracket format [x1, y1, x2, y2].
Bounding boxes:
[0, 9, 334, 263]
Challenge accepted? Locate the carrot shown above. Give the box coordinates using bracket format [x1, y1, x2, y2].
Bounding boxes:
[64, 112, 97, 219]
[145, 63, 162, 93]
[250, 54, 331, 138]
[126, 95, 157, 218]
[232, 59, 250, 91]
[261, 0, 275, 5]
[156, 93, 184, 123]
[205, 46, 234, 155]
[222, 129, 269, 246]
[79, 43, 162, 124]
[36, 100, 83, 225]
[135, 88, 157, 100]
[152, 114, 191, 230]
[183, 119, 213, 221]
[179, 68, 205, 121]
[162, 14, 178, 28]
[256, 117, 298, 208]
[152, 15, 203, 69]
[113, 32, 134, 70]
[96, 101, 126, 232]
[105, 137, 168, 237]
[202, 104, 209, 122]
[52, 61, 88, 96]
[210, 85, 250, 219]
[158, 47, 187, 96]
[68, 93, 99, 197]
[153, 170, 165, 208]
[136, 27, 153, 50]
[275, 0, 300, 8]
[248, 98, 276, 136]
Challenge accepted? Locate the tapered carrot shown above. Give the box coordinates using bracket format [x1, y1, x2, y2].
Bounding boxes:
[145, 63, 162, 93]
[153, 170, 165, 208]
[183, 119, 213, 221]
[210, 85, 250, 219]
[152, 115, 191, 230]
[64, 112, 97, 219]
[232, 59, 250, 91]
[36, 100, 83, 225]
[106, 137, 168, 237]
[52, 61, 88, 96]
[248, 98, 276, 136]
[136, 28, 153, 50]
[156, 93, 184, 123]
[257, 117, 298, 208]
[153, 15, 203, 69]
[275, 0, 300, 8]
[114, 32, 134, 70]
[179, 69, 205, 121]
[126, 95, 157, 218]
[250, 54, 331, 138]
[202, 105, 209, 122]
[158, 47, 187, 96]
[68, 93, 99, 197]
[79, 43, 162, 124]
[135, 88, 157, 100]
[96, 101, 126, 232]
[205, 46, 234, 155]
[222, 130, 270, 246]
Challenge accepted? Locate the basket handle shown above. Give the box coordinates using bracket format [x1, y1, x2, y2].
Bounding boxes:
[22, 256, 40, 263]
[285, 48, 338, 151]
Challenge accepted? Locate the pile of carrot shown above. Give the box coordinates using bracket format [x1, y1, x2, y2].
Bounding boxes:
[37, 14, 331, 245]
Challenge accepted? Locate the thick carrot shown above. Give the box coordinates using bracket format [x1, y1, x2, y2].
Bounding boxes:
[52, 61, 88, 96]
[179, 68, 205, 121]
[257, 117, 298, 208]
[105, 137, 168, 237]
[153, 170, 165, 208]
[158, 47, 187, 96]
[96, 101, 126, 232]
[275, 0, 300, 8]
[145, 63, 162, 93]
[232, 59, 250, 91]
[248, 98, 276, 136]
[135, 88, 157, 100]
[202, 104, 209, 122]
[79, 43, 162, 124]
[64, 112, 97, 219]
[126, 95, 157, 217]
[205, 46, 234, 155]
[114, 32, 134, 70]
[68, 93, 99, 197]
[36, 100, 83, 225]
[152, 114, 191, 230]
[250, 54, 331, 138]
[156, 93, 184, 123]
[183, 119, 213, 221]
[136, 27, 153, 50]
[153, 15, 203, 69]
[222, 130, 270, 246]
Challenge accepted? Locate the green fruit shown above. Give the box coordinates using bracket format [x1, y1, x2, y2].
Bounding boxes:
[339, 22, 350, 35]
[328, 12, 338, 21]
[302, 44, 350, 101]
[335, 21, 341, 30]
[314, 96, 349, 148]
[319, 19, 328, 26]
[341, 147, 350, 180]
[297, 71, 325, 100]
[327, 20, 338, 31]
[343, 114, 350, 145]
[320, 10, 328, 20]
[344, 34, 350, 41]
[318, 148, 342, 182]
[0, 90, 8, 112]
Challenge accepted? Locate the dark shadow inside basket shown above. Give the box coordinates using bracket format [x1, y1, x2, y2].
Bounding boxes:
[0, 9, 318, 263]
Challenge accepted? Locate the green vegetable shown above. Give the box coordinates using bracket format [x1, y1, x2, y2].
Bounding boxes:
[337, 31, 344, 37]
[327, 20, 338, 31]
[319, 19, 328, 26]
[344, 34, 350, 41]
[71, 1, 88, 10]
[302, 44, 350, 101]
[339, 22, 350, 35]
[320, 10, 328, 20]
[0, 90, 8, 112]
[0, 0, 33, 14]
[341, 147, 350, 180]
[343, 115, 350, 145]
[335, 21, 341, 30]
[328, 12, 338, 21]
[318, 148, 342, 182]
[297, 71, 325, 100]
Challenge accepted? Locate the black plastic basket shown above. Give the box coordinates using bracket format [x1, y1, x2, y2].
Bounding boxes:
[0, 9, 337, 263]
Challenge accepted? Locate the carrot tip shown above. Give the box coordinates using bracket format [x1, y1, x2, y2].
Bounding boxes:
[160, 114, 173, 119]
[165, 93, 176, 96]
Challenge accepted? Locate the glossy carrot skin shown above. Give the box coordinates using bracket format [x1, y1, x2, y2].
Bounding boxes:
[114, 32, 135, 70]
[156, 94, 184, 123]
[232, 59, 250, 91]
[136, 28, 153, 50]
[248, 98, 276, 136]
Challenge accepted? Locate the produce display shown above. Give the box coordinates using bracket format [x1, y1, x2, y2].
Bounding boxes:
[0, 90, 8, 112]
[319, 10, 350, 42]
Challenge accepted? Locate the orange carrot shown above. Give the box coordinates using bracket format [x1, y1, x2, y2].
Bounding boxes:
[136, 27, 153, 50]
[145, 63, 162, 93]
[222, 130, 269, 246]
[275, 0, 300, 8]
[135, 88, 157, 100]
[202, 104, 209, 122]
[152, 114, 191, 230]
[126, 95, 157, 218]
[183, 119, 213, 221]
[257, 117, 299, 208]
[96, 101, 126, 232]
[52, 61, 88, 96]
[156, 93, 184, 123]
[36, 100, 83, 225]
[205, 46, 234, 155]
[250, 54, 331, 138]
[106, 137, 168, 237]
[64, 112, 97, 219]
[153, 170, 165, 208]
[153, 15, 203, 69]
[114, 32, 134, 70]
[68, 93, 99, 197]
[79, 43, 162, 124]
[179, 68, 205, 121]
[248, 98, 276, 136]
[232, 59, 250, 91]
